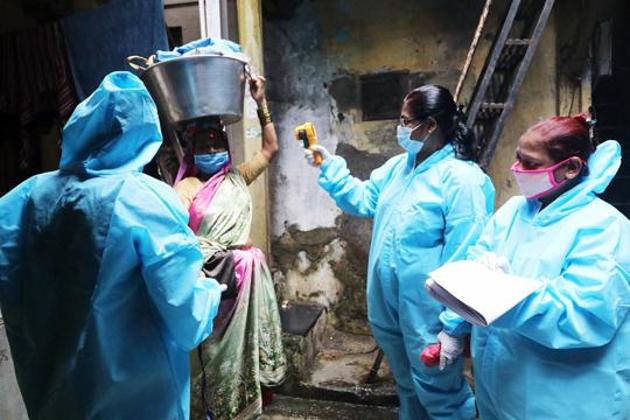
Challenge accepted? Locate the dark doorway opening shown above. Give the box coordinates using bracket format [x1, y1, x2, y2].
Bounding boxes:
[591, 2, 630, 217]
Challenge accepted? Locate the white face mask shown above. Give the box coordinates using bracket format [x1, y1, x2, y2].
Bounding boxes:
[397, 124, 426, 154]
[510, 157, 575, 199]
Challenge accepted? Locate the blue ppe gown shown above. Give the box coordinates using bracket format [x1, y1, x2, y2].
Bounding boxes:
[318, 144, 495, 419]
[0, 72, 224, 420]
[441, 140, 630, 419]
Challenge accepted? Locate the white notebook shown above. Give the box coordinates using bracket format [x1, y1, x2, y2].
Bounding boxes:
[426, 260, 542, 326]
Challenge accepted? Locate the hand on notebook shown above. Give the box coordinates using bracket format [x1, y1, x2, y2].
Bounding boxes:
[476, 252, 511, 274]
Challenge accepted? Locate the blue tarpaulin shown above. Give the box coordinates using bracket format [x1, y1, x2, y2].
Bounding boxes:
[62, 0, 169, 100]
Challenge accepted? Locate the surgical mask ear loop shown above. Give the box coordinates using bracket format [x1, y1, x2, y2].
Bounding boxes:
[418, 117, 438, 144]
[410, 118, 430, 138]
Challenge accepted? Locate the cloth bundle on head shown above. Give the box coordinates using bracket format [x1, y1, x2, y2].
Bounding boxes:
[155, 38, 249, 63]
[62, 0, 169, 100]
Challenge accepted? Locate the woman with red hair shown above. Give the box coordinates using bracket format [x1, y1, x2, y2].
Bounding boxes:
[439, 115, 630, 419]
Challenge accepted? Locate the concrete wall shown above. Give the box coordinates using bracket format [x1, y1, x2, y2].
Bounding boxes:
[263, 0, 595, 333]
[0, 319, 28, 420]
[264, 0, 496, 333]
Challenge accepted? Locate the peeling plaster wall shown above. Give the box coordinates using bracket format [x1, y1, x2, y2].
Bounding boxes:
[263, 0, 491, 332]
[263, 0, 574, 333]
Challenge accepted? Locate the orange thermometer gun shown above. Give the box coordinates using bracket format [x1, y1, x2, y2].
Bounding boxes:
[294, 122, 323, 166]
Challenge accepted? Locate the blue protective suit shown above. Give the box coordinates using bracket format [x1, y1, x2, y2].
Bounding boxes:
[0, 72, 223, 420]
[318, 144, 495, 419]
[441, 140, 630, 419]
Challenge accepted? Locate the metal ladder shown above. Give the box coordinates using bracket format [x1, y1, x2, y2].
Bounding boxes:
[464, 0, 556, 169]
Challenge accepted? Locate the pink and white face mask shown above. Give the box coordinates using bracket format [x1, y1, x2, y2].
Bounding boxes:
[511, 157, 577, 199]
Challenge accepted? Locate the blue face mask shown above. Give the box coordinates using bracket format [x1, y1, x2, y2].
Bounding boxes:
[397, 124, 426, 154]
[194, 151, 229, 175]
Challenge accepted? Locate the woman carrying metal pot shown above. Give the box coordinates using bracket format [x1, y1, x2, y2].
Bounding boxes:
[173, 75, 286, 420]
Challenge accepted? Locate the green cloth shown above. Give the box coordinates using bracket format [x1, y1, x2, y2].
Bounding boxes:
[190, 170, 286, 419]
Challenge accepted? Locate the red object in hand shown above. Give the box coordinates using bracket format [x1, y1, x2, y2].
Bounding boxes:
[420, 343, 441, 367]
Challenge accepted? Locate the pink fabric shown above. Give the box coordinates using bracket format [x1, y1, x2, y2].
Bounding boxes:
[187, 165, 230, 232]
[232, 247, 265, 290]
[174, 153, 198, 184]
[175, 152, 232, 233]
[212, 247, 265, 337]
[178, 151, 268, 340]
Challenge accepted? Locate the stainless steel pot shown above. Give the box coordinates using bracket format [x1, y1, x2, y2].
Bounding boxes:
[130, 55, 247, 126]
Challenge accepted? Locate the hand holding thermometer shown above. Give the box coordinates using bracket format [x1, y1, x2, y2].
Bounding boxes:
[294, 122, 323, 166]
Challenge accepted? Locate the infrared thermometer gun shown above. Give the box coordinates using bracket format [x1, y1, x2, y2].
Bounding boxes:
[294, 122, 322, 166]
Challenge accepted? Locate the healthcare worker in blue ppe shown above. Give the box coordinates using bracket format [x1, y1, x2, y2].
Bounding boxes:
[440, 114, 630, 419]
[0, 71, 226, 420]
[305, 85, 495, 419]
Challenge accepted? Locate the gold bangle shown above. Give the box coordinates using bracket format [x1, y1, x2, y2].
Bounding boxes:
[257, 105, 272, 126]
